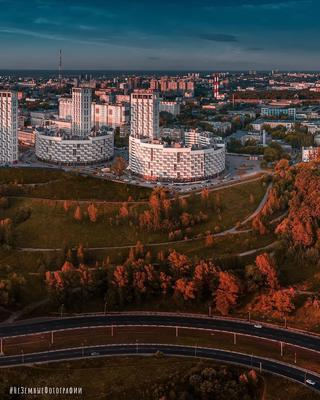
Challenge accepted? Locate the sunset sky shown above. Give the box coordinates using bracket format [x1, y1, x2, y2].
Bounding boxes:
[0, 0, 319, 70]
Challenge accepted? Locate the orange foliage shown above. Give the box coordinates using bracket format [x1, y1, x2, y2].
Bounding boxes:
[174, 278, 196, 300]
[215, 271, 240, 316]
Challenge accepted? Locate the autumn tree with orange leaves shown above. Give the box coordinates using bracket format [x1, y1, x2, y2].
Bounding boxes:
[215, 271, 240, 315]
[255, 253, 279, 290]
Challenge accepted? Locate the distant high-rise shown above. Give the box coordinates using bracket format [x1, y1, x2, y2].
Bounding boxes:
[71, 87, 92, 137]
[0, 91, 18, 164]
[59, 97, 72, 120]
[213, 74, 220, 99]
[130, 90, 159, 139]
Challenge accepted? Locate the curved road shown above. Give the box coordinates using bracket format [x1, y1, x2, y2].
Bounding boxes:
[0, 344, 319, 392]
[1, 313, 320, 353]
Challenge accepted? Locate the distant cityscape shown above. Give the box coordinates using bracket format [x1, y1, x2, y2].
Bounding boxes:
[1, 68, 320, 188]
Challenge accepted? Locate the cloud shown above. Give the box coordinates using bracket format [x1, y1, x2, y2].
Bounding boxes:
[0, 26, 105, 46]
[77, 24, 96, 31]
[197, 33, 238, 42]
[34, 17, 61, 25]
[202, 0, 312, 9]
[246, 47, 264, 51]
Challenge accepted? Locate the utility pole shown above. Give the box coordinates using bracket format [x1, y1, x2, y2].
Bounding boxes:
[259, 362, 262, 373]
[280, 341, 284, 357]
[233, 333, 237, 345]
[111, 325, 114, 337]
[248, 311, 251, 323]
[59, 49, 62, 87]
[284, 317, 287, 328]
[51, 331, 54, 345]
[294, 352, 297, 364]
[208, 305, 212, 317]
[175, 326, 179, 337]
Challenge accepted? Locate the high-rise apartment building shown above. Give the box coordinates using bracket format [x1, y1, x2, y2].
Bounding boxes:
[71, 87, 92, 136]
[91, 103, 130, 129]
[130, 90, 159, 139]
[0, 91, 18, 164]
[129, 89, 225, 182]
[59, 97, 73, 120]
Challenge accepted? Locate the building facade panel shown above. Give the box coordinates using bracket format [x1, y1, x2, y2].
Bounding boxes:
[0, 90, 18, 164]
[36, 131, 114, 165]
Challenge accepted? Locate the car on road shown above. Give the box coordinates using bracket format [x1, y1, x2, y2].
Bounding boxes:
[90, 352, 100, 356]
[306, 379, 316, 386]
[254, 324, 263, 329]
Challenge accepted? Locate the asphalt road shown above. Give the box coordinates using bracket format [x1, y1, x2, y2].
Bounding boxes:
[0, 344, 319, 392]
[1, 313, 320, 353]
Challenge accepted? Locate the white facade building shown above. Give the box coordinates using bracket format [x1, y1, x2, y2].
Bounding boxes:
[59, 98, 73, 120]
[159, 100, 181, 116]
[71, 87, 92, 137]
[0, 90, 18, 164]
[302, 146, 320, 163]
[261, 107, 296, 119]
[91, 103, 129, 128]
[129, 89, 225, 182]
[130, 90, 159, 139]
[36, 87, 115, 165]
[36, 128, 114, 165]
[129, 135, 225, 182]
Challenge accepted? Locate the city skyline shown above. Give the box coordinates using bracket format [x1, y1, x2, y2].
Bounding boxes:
[0, 0, 320, 70]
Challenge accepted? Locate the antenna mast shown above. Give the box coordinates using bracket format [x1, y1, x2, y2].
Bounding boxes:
[59, 49, 62, 87]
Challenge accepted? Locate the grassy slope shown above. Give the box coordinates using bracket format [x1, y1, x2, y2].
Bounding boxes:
[2, 178, 267, 248]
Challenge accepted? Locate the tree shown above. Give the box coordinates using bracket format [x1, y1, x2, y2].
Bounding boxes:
[252, 215, 267, 235]
[77, 243, 85, 264]
[63, 200, 70, 212]
[119, 203, 129, 218]
[205, 233, 214, 248]
[168, 250, 190, 275]
[201, 188, 210, 208]
[255, 253, 279, 290]
[174, 278, 196, 301]
[74, 205, 82, 221]
[254, 288, 295, 318]
[215, 271, 240, 315]
[87, 203, 98, 222]
[111, 156, 127, 177]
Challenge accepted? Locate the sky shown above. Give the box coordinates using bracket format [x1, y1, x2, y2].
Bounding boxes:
[0, 0, 319, 70]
